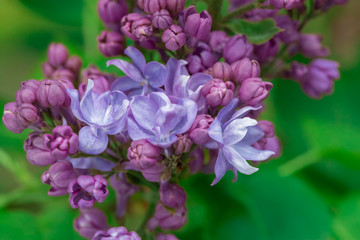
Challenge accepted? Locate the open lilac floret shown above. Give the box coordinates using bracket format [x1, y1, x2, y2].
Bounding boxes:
[67, 80, 129, 155]
[205, 99, 275, 185]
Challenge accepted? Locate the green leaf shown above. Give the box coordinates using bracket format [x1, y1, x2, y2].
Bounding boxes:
[228, 19, 282, 44]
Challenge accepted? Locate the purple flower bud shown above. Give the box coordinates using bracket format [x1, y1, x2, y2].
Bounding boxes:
[144, 0, 166, 14]
[65, 56, 83, 77]
[74, 208, 109, 239]
[121, 13, 153, 41]
[15, 103, 40, 128]
[148, 203, 187, 230]
[253, 38, 280, 63]
[127, 139, 161, 170]
[253, 120, 281, 158]
[231, 58, 261, 84]
[245, 8, 278, 21]
[160, 182, 186, 208]
[24, 132, 56, 166]
[98, 0, 128, 28]
[186, 43, 216, 74]
[209, 31, 230, 54]
[166, 0, 185, 16]
[157, 234, 179, 240]
[188, 148, 204, 174]
[37, 79, 73, 108]
[52, 69, 76, 82]
[15, 79, 40, 104]
[162, 25, 186, 51]
[275, 15, 299, 44]
[79, 76, 110, 97]
[173, 134, 192, 155]
[238, 78, 273, 106]
[68, 175, 109, 209]
[229, 0, 253, 10]
[43, 126, 79, 160]
[270, 0, 304, 10]
[298, 59, 340, 98]
[289, 61, 308, 80]
[201, 78, 234, 107]
[97, 30, 125, 57]
[92, 226, 141, 240]
[41, 161, 77, 196]
[152, 9, 173, 29]
[212, 62, 233, 82]
[298, 34, 330, 58]
[184, 10, 212, 41]
[42, 62, 55, 78]
[2, 102, 26, 133]
[138, 0, 145, 9]
[223, 35, 253, 64]
[188, 114, 214, 145]
[48, 43, 69, 67]
[121, 13, 146, 40]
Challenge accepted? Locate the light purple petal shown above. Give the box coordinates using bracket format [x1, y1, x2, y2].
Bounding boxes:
[127, 115, 154, 140]
[131, 96, 158, 130]
[67, 157, 116, 171]
[148, 130, 178, 148]
[241, 125, 265, 145]
[107, 59, 145, 82]
[149, 92, 171, 108]
[222, 146, 258, 175]
[224, 106, 261, 128]
[165, 58, 188, 95]
[67, 88, 86, 123]
[111, 76, 142, 93]
[79, 126, 109, 155]
[103, 92, 129, 134]
[144, 62, 167, 88]
[172, 98, 197, 134]
[79, 80, 97, 123]
[154, 104, 187, 136]
[125, 46, 146, 71]
[232, 143, 274, 161]
[223, 117, 258, 146]
[216, 98, 240, 126]
[208, 118, 223, 144]
[211, 150, 230, 185]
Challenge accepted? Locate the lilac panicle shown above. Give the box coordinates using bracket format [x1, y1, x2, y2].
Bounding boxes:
[162, 25, 186, 51]
[43, 125, 79, 160]
[231, 58, 261, 84]
[24, 132, 57, 166]
[68, 175, 109, 209]
[97, 30, 125, 57]
[41, 161, 77, 196]
[205, 99, 274, 185]
[160, 181, 186, 208]
[15, 79, 40, 104]
[79, 75, 110, 97]
[152, 9, 173, 29]
[148, 203, 187, 230]
[67, 80, 129, 155]
[74, 208, 109, 239]
[65, 56, 83, 77]
[223, 35, 253, 64]
[188, 148, 204, 173]
[108, 46, 167, 97]
[128, 92, 197, 148]
[51, 69, 75, 82]
[238, 78, 273, 106]
[92, 226, 141, 240]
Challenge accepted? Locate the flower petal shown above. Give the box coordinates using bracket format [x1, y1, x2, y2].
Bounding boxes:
[107, 59, 144, 82]
[216, 98, 240, 126]
[154, 104, 186, 136]
[67, 88, 85, 122]
[67, 157, 116, 171]
[127, 115, 154, 140]
[111, 76, 142, 93]
[211, 150, 230, 185]
[223, 117, 258, 146]
[125, 46, 146, 71]
[232, 143, 274, 161]
[144, 62, 167, 88]
[240, 125, 264, 145]
[172, 98, 197, 134]
[224, 106, 261, 128]
[130, 96, 158, 130]
[208, 118, 223, 144]
[79, 126, 108, 155]
[222, 145, 258, 175]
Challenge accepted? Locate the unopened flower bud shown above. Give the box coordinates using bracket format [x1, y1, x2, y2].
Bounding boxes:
[209, 31, 229, 54]
[156, 233, 179, 240]
[184, 10, 212, 41]
[48, 43, 69, 67]
[68, 175, 109, 209]
[15, 79, 40, 104]
[173, 134, 192, 155]
[231, 58, 261, 84]
[97, 31, 125, 57]
[144, 0, 166, 14]
[52, 69, 76, 82]
[127, 139, 161, 170]
[41, 161, 77, 196]
[152, 9, 173, 29]
[79, 76, 110, 97]
[166, 0, 185, 16]
[148, 203, 187, 230]
[275, 15, 299, 44]
[24, 132, 56, 166]
[253, 38, 280, 63]
[42, 62, 55, 78]
[186, 43, 216, 74]
[238, 78, 273, 106]
[37, 80, 72, 108]
[43, 126, 79, 160]
[253, 120, 281, 158]
[298, 34, 330, 58]
[188, 114, 213, 145]
[201, 78, 234, 107]
[223, 35, 253, 64]
[65, 56, 83, 77]
[160, 182, 186, 208]
[92, 227, 141, 240]
[2, 102, 25, 133]
[188, 148, 204, 174]
[15, 103, 40, 128]
[98, 0, 128, 27]
[162, 25, 186, 51]
[212, 62, 233, 81]
[74, 208, 109, 239]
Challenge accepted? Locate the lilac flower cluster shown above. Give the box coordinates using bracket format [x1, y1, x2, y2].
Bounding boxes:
[2, 0, 347, 238]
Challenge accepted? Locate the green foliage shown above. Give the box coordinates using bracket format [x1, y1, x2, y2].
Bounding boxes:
[228, 19, 283, 44]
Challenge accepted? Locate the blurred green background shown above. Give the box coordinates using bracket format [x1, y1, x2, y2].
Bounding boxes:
[0, 0, 360, 239]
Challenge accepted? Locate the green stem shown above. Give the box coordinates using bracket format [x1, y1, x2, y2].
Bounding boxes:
[221, 0, 267, 23]
[208, 0, 224, 29]
[278, 149, 321, 176]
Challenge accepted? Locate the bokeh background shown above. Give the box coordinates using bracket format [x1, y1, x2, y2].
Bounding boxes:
[0, 0, 359, 239]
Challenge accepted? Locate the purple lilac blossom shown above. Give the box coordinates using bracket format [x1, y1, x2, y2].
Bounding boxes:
[67, 157, 116, 171]
[127, 92, 197, 148]
[156, 233, 179, 240]
[92, 226, 141, 240]
[2, 102, 26, 133]
[148, 203, 187, 230]
[24, 132, 57, 166]
[67, 79, 129, 155]
[108, 47, 167, 97]
[97, 31, 125, 57]
[231, 58, 261, 84]
[152, 9, 173, 29]
[162, 25, 186, 51]
[159, 181, 186, 208]
[205, 99, 274, 185]
[223, 35, 253, 64]
[74, 208, 109, 239]
[15, 79, 40, 104]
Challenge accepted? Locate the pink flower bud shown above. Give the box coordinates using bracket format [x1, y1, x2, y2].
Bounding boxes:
[188, 114, 214, 145]
[238, 78, 273, 106]
[201, 78, 234, 107]
[212, 62, 233, 82]
[15, 79, 40, 104]
[48, 43, 69, 67]
[231, 58, 261, 84]
[162, 25, 186, 51]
